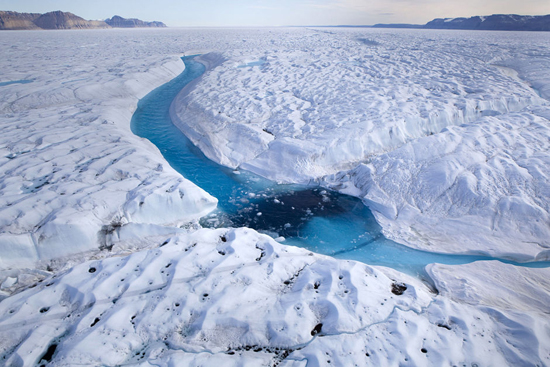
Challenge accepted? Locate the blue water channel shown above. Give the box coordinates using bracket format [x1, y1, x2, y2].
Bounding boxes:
[0, 79, 33, 87]
[131, 56, 550, 280]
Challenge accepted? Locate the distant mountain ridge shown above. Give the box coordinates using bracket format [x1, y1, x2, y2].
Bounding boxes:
[105, 15, 166, 28]
[0, 10, 41, 30]
[373, 14, 550, 31]
[0, 10, 166, 30]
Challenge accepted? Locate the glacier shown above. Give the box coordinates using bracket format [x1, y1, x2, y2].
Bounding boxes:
[0, 27, 549, 366]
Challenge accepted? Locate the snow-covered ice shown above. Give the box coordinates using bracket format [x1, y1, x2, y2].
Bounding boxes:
[172, 30, 547, 184]
[1, 27, 550, 366]
[1, 228, 548, 366]
[173, 28, 550, 260]
[326, 106, 550, 259]
[0, 30, 218, 270]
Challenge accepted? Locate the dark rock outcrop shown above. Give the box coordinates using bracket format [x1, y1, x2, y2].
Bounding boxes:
[33, 11, 109, 30]
[424, 14, 550, 31]
[0, 11, 41, 30]
[0, 10, 166, 30]
[105, 15, 166, 28]
[373, 14, 550, 32]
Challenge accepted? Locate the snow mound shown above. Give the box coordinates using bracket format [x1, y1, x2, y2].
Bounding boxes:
[1, 227, 548, 366]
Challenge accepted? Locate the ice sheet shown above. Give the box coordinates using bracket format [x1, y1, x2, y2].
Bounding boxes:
[171, 28, 550, 260]
[326, 106, 550, 259]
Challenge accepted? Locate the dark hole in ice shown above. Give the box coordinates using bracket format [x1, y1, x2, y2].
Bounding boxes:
[391, 282, 407, 295]
[39, 307, 50, 313]
[437, 323, 451, 330]
[313, 281, 320, 289]
[39, 343, 57, 363]
[88, 267, 96, 273]
[226, 189, 352, 239]
[421, 348, 427, 353]
[311, 323, 323, 336]
[220, 236, 227, 242]
[90, 317, 100, 327]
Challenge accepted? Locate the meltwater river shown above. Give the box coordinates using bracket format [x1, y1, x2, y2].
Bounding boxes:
[131, 56, 550, 280]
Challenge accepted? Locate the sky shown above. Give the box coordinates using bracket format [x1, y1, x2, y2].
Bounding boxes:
[1, 0, 549, 27]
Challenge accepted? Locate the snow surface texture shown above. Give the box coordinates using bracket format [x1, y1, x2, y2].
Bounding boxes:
[1, 228, 548, 366]
[173, 29, 550, 260]
[1, 28, 550, 366]
[326, 106, 550, 259]
[0, 30, 217, 270]
[172, 30, 547, 184]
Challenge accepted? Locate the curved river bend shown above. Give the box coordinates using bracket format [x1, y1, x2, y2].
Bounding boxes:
[131, 56, 550, 280]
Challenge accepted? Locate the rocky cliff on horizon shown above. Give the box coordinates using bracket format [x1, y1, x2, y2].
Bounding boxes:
[0, 10, 41, 30]
[374, 14, 550, 31]
[0, 10, 166, 30]
[105, 15, 166, 28]
[33, 11, 110, 30]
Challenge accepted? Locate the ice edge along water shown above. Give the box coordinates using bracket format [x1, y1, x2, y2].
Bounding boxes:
[170, 32, 550, 263]
[0, 33, 218, 274]
[133, 54, 550, 282]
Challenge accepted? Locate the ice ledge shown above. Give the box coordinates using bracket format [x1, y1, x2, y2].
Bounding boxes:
[0, 52, 217, 270]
